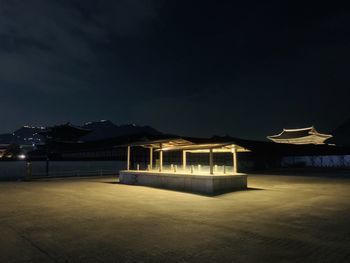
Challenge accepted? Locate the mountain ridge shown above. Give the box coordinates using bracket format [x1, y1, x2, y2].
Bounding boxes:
[0, 120, 163, 145]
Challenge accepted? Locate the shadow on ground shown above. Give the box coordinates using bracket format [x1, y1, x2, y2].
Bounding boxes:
[102, 180, 265, 197]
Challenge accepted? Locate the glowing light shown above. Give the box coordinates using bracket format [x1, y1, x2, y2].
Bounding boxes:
[18, 154, 26, 160]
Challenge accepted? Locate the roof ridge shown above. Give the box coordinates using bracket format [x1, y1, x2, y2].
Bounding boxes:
[283, 126, 314, 132]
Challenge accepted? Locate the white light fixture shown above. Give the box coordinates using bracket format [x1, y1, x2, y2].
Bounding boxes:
[18, 154, 26, 160]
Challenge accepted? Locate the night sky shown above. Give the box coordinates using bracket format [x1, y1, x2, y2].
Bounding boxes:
[1, 1, 349, 139]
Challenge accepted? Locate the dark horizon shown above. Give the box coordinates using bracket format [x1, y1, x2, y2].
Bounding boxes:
[0, 118, 345, 142]
[1, 1, 350, 139]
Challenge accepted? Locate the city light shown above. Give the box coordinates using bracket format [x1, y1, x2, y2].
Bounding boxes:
[18, 154, 26, 160]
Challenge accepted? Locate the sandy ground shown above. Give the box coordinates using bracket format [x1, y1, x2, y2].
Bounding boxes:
[0, 174, 349, 263]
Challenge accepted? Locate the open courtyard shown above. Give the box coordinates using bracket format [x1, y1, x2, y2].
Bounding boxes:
[0, 174, 349, 263]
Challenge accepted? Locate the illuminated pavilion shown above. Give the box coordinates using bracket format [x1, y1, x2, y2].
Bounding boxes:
[267, 126, 333, 145]
[119, 138, 250, 194]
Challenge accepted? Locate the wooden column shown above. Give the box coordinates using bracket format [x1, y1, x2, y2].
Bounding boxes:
[182, 150, 187, 170]
[149, 147, 153, 170]
[232, 147, 238, 174]
[159, 143, 163, 172]
[127, 146, 131, 170]
[209, 148, 214, 175]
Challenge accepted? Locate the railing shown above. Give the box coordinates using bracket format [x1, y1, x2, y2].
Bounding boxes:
[30, 169, 119, 179]
[131, 163, 236, 175]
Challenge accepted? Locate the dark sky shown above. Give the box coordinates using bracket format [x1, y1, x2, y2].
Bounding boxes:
[1, 0, 349, 139]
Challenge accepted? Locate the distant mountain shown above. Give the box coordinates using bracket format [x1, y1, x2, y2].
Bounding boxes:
[331, 118, 350, 146]
[0, 126, 45, 145]
[81, 120, 163, 141]
[0, 120, 163, 145]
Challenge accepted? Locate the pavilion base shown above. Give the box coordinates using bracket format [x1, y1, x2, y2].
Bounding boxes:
[119, 171, 247, 194]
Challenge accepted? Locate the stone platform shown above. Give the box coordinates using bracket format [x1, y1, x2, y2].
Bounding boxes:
[119, 170, 247, 194]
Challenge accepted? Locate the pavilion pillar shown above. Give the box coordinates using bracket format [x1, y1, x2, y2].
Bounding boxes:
[149, 147, 153, 170]
[209, 148, 214, 175]
[127, 146, 131, 171]
[232, 147, 238, 174]
[182, 150, 187, 171]
[159, 143, 163, 172]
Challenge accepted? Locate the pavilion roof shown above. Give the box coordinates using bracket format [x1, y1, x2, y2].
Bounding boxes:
[267, 126, 332, 140]
[123, 138, 194, 148]
[123, 137, 250, 152]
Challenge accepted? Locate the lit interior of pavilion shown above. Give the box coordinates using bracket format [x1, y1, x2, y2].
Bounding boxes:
[119, 138, 250, 194]
[125, 138, 250, 175]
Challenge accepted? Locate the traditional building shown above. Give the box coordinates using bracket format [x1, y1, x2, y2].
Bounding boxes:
[0, 144, 10, 158]
[267, 126, 333, 145]
[119, 137, 251, 194]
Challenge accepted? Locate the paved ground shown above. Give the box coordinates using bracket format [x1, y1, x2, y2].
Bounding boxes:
[0, 174, 349, 263]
